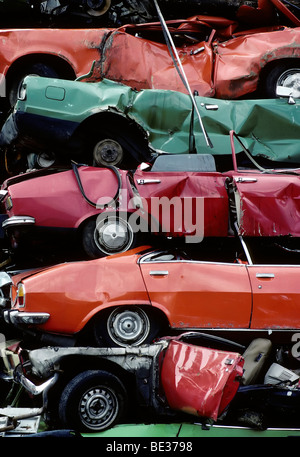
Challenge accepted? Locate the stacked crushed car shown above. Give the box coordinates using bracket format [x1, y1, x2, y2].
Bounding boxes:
[0, 0, 300, 436]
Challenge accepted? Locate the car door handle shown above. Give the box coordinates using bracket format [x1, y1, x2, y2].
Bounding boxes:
[256, 273, 275, 279]
[235, 177, 258, 183]
[137, 179, 161, 185]
[150, 271, 169, 276]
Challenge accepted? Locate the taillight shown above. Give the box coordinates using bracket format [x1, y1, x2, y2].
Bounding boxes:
[16, 283, 25, 308]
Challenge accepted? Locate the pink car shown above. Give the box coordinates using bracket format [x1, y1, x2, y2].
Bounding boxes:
[0, 131, 299, 259]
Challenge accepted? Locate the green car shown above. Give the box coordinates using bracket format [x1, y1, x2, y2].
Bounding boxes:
[1, 75, 300, 172]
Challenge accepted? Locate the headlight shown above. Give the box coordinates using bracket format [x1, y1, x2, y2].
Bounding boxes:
[5, 195, 13, 211]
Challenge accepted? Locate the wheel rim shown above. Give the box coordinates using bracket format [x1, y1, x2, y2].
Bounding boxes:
[277, 69, 300, 98]
[79, 385, 118, 431]
[107, 308, 150, 346]
[87, 0, 111, 16]
[93, 139, 123, 166]
[94, 216, 134, 255]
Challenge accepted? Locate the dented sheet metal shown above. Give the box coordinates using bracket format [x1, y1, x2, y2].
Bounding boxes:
[133, 168, 229, 237]
[3, 76, 300, 164]
[227, 131, 300, 237]
[232, 173, 300, 236]
[214, 26, 300, 99]
[160, 340, 244, 420]
[94, 13, 300, 100]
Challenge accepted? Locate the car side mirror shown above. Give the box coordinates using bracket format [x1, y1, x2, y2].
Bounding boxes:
[276, 86, 296, 105]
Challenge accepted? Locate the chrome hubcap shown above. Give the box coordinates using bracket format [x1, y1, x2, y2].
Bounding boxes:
[277, 69, 300, 98]
[107, 308, 150, 346]
[95, 217, 134, 255]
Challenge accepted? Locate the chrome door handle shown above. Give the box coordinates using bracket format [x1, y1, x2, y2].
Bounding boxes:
[256, 273, 275, 279]
[235, 177, 257, 183]
[137, 179, 161, 185]
[150, 271, 169, 276]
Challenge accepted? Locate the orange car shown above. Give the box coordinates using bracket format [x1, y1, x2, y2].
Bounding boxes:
[1, 238, 299, 347]
[3, 10, 300, 107]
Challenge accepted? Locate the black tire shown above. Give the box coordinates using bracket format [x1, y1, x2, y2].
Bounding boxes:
[8, 63, 59, 107]
[58, 370, 127, 432]
[263, 62, 300, 98]
[82, 214, 138, 259]
[93, 306, 160, 347]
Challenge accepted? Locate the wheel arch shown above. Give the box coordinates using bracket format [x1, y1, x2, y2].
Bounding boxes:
[85, 303, 170, 338]
[5, 53, 76, 88]
[71, 110, 152, 164]
[76, 210, 143, 260]
[49, 354, 136, 390]
[258, 56, 300, 91]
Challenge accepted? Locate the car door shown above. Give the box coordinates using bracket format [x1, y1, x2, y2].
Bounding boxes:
[139, 252, 252, 329]
[231, 172, 300, 237]
[133, 170, 229, 238]
[248, 264, 300, 329]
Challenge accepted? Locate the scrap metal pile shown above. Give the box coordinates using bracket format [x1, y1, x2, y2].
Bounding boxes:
[0, 0, 299, 437]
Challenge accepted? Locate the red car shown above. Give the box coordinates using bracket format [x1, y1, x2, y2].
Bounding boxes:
[1, 235, 300, 348]
[0, 131, 299, 259]
[1, 0, 300, 108]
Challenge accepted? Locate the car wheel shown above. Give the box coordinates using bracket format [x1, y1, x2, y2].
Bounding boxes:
[93, 138, 124, 167]
[86, 0, 111, 16]
[8, 63, 60, 107]
[264, 62, 300, 98]
[82, 214, 138, 259]
[93, 306, 160, 347]
[58, 370, 127, 432]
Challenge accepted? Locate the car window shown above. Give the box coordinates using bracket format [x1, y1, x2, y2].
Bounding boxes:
[140, 245, 242, 264]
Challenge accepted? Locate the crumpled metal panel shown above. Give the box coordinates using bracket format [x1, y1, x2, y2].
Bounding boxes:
[160, 340, 244, 421]
[134, 169, 229, 236]
[100, 29, 215, 96]
[26, 344, 164, 379]
[98, 17, 300, 100]
[214, 27, 300, 99]
[232, 173, 300, 236]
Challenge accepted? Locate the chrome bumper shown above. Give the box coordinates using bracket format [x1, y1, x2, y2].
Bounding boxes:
[3, 309, 50, 325]
[2, 216, 35, 229]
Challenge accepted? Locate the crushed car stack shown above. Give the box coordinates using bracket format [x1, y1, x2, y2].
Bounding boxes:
[0, 0, 299, 437]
